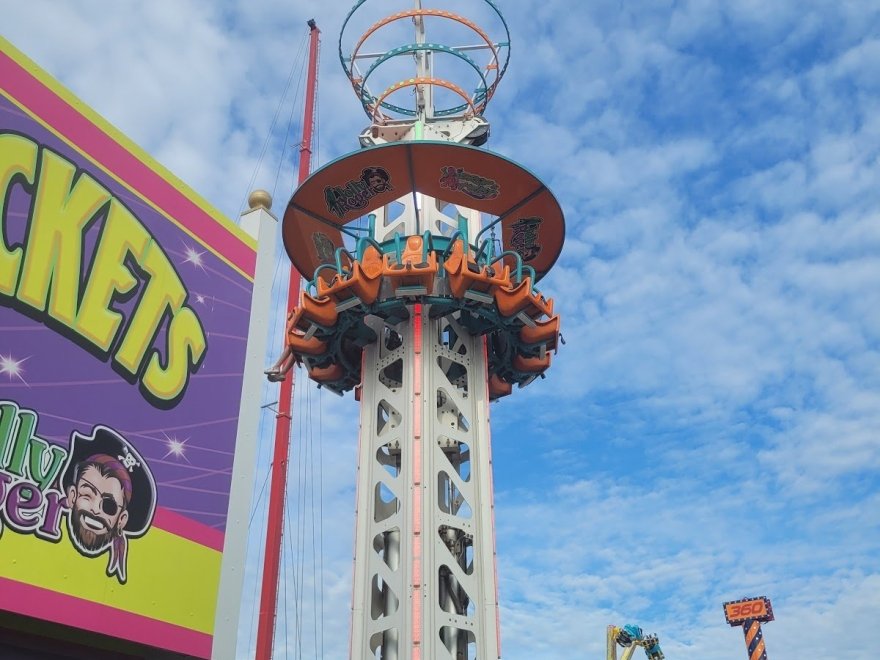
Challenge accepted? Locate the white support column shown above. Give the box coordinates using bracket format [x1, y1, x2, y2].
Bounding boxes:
[212, 196, 277, 659]
[351, 315, 414, 658]
[350, 306, 500, 660]
[421, 310, 499, 660]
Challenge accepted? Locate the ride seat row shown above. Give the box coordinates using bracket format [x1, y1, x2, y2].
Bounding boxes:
[277, 236, 561, 393]
[302, 236, 555, 325]
[316, 237, 441, 305]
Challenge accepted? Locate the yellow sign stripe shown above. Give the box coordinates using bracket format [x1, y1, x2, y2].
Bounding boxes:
[0, 525, 220, 635]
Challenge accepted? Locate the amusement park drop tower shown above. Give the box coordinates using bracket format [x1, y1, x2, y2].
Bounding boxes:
[274, 1, 565, 657]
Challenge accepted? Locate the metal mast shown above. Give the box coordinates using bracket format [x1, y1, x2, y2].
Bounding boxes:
[271, 2, 565, 658]
[256, 19, 321, 660]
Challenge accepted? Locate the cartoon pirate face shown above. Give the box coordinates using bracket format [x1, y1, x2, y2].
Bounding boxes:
[67, 458, 130, 552]
[361, 166, 392, 194]
[61, 426, 156, 584]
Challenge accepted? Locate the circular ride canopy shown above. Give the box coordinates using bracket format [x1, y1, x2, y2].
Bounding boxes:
[282, 141, 565, 284]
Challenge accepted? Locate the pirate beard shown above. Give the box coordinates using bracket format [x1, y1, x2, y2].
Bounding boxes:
[70, 507, 118, 552]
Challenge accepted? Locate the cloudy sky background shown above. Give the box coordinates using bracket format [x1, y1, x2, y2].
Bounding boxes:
[4, 1, 880, 658]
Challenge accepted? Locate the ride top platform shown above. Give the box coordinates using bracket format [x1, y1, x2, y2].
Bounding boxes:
[271, 140, 564, 399]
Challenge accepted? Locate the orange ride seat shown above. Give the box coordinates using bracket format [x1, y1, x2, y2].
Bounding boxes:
[308, 362, 345, 383]
[287, 329, 328, 356]
[384, 235, 438, 292]
[317, 245, 384, 306]
[316, 270, 346, 300]
[512, 352, 551, 373]
[293, 291, 338, 332]
[488, 373, 513, 399]
[518, 315, 560, 351]
[443, 239, 511, 299]
[494, 277, 554, 320]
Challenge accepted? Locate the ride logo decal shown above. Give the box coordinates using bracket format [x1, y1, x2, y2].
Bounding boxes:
[509, 216, 543, 262]
[439, 165, 500, 200]
[324, 166, 393, 218]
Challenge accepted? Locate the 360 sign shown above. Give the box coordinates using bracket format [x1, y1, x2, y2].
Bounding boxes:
[723, 596, 774, 625]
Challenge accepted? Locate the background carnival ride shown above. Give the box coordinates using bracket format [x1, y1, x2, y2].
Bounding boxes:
[606, 624, 665, 660]
[270, 0, 563, 657]
[604, 596, 775, 660]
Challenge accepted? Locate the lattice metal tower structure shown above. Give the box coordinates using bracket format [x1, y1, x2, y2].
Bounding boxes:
[271, 2, 565, 658]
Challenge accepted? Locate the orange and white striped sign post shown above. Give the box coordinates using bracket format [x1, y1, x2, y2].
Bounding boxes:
[723, 596, 774, 660]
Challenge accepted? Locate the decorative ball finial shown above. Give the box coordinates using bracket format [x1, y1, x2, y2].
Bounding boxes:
[248, 189, 272, 211]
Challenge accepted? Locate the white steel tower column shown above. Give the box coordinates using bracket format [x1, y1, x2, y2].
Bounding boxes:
[350, 301, 499, 659]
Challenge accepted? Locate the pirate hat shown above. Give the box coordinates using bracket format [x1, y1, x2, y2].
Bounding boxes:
[61, 425, 157, 537]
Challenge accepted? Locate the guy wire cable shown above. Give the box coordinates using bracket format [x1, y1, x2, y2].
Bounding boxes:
[272, 45, 309, 201]
[239, 29, 309, 216]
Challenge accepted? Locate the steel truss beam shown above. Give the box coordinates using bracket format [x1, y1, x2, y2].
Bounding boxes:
[350, 307, 499, 659]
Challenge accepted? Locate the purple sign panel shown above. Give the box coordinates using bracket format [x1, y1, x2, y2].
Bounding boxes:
[0, 41, 256, 655]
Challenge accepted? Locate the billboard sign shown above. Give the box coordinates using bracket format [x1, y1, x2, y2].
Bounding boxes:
[0, 37, 258, 657]
[723, 596, 775, 626]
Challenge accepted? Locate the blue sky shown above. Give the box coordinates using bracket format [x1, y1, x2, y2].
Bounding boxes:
[5, 1, 880, 658]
